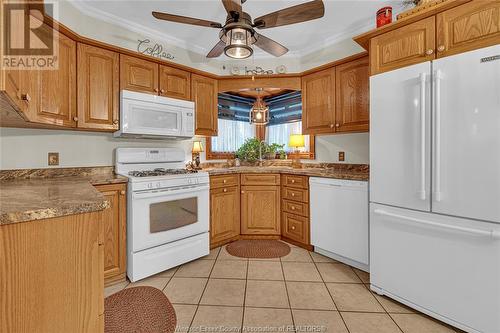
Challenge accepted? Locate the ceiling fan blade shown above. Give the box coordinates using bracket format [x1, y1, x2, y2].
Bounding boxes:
[152, 11, 222, 28]
[254, 0, 324, 29]
[254, 33, 288, 57]
[222, 0, 242, 15]
[207, 40, 226, 58]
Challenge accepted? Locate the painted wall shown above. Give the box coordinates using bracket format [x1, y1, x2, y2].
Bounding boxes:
[0, 128, 368, 170]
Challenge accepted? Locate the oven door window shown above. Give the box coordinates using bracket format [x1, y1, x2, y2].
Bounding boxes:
[150, 197, 198, 233]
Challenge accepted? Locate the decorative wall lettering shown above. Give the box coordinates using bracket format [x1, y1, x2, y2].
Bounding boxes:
[245, 66, 274, 75]
[137, 39, 175, 60]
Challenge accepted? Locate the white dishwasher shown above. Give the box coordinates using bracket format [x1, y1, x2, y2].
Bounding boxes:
[310, 177, 369, 271]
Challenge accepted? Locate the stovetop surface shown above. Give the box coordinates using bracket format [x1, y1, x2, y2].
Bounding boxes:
[128, 168, 198, 178]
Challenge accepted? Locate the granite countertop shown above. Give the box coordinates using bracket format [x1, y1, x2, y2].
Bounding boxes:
[0, 178, 110, 225]
[203, 164, 369, 181]
[0, 167, 127, 225]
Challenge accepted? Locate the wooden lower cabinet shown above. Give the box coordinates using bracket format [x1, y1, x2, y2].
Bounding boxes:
[210, 185, 240, 247]
[241, 185, 281, 235]
[94, 183, 127, 285]
[282, 212, 309, 245]
[0, 211, 104, 332]
[281, 174, 310, 248]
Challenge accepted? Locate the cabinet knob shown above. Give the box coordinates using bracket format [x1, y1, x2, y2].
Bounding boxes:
[437, 45, 445, 52]
[291, 193, 295, 197]
[154, 88, 159, 93]
[425, 49, 434, 55]
[120, 190, 126, 195]
[160, 89, 165, 94]
[223, 179, 227, 183]
[113, 119, 119, 125]
[21, 93, 31, 102]
[291, 206, 296, 210]
[223, 188, 227, 193]
[73, 116, 78, 122]
[291, 179, 295, 183]
[241, 190, 245, 194]
[335, 123, 340, 128]
[329, 124, 334, 128]
[291, 226, 296, 230]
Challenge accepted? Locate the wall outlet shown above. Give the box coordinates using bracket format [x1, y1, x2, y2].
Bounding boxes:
[338, 151, 345, 162]
[48, 152, 59, 166]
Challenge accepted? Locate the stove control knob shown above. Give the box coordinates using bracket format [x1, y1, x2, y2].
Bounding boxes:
[147, 183, 153, 189]
[156, 182, 161, 188]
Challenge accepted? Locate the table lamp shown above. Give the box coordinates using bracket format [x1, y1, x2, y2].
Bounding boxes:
[191, 141, 203, 169]
[288, 134, 305, 169]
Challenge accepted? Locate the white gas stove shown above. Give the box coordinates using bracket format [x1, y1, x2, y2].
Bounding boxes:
[116, 148, 209, 282]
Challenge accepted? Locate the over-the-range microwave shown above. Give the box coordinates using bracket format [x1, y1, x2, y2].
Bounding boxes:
[114, 90, 195, 139]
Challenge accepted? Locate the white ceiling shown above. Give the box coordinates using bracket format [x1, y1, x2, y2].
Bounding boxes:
[72, 0, 401, 58]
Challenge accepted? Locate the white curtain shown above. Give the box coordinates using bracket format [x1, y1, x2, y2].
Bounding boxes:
[211, 119, 256, 152]
[266, 121, 310, 152]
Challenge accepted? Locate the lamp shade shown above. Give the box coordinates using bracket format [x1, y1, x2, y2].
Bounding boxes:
[192, 141, 204, 153]
[288, 134, 305, 149]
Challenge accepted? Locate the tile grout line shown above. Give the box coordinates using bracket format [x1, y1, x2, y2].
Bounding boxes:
[309, 250, 352, 333]
[280, 253, 297, 333]
[362, 281, 405, 333]
[240, 253, 250, 333]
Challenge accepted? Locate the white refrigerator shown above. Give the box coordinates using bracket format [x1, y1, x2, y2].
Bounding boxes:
[370, 44, 500, 333]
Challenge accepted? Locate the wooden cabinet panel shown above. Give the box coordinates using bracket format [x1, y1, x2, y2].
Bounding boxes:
[335, 56, 370, 132]
[210, 186, 240, 245]
[437, 1, 500, 58]
[192, 74, 218, 136]
[21, 27, 77, 127]
[282, 199, 309, 217]
[370, 16, 436, 75]
[0, 212, 103, 332]
[282, 212, 309, 244]
[282, 187, 309, 203]
[159, 65, 191, 100]
[301, 68, 336, 134]
[95, 184, 127, 285]
[120, 55, 159, 94]
[281, 174, 308, 189]
[241, 173, 280, 186]
[241, 185, 280, 235]
[210, 174, 239, 189]
[77, 44, 120, 131]
[2, 69, 27, 114]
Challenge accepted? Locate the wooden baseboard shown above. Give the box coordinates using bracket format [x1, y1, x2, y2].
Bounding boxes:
[239, 234, 281, 240]
[211, 234, 312, 251]
[104, 273, 127, 287]
[280, 237, 313, 251]
[210, 235, 240, 249]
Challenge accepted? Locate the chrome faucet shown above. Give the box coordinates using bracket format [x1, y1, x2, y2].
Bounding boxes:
[258, 141, 264, 166]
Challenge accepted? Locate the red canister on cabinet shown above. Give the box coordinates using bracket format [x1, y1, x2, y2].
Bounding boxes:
[376, 6, 392, 28]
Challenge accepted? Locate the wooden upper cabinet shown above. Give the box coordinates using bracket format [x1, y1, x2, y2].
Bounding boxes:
[192, 74, 218, 136]
[335, 56, 369, 132]
[436, 1, 500, 58]
[159, 66, 191, 100]
[210, 185, 240, 245]
[23, 29, 76, 127]
[77, 44, 120, 131]
[301, 68, 336, 134]
[370, 16, 436, 75]
[120, 55, 159, 94]
[241, 185, 280, 235]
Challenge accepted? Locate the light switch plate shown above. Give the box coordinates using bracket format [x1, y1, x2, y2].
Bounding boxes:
[48, 152, 59, 166]
[338, 151, 345, 162]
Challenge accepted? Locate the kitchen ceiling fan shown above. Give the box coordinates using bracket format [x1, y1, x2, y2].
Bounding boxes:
[152, 0, 325, 59]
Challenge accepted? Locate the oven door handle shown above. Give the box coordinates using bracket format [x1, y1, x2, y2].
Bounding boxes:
[132, 184, 209, 199]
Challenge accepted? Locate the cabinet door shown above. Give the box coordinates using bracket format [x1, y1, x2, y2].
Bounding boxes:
[192, 74, 218, 136]
[159, 65, 191, 100]
[23, 28, 77, 127]
[77, 44, 119, 131]
[210, 186, 240, 245]
[370, 16, 436, 75]
[301, 68, 335, 134]
[436, 1, 500, 59]
[120, 55, 159, 94]
[241, 185, 280, 235]
[335, 56, 369, 132]
[95, 184, 127, 284]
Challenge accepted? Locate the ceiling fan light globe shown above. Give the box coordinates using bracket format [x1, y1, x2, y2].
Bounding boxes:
[224, 45, 253, 59]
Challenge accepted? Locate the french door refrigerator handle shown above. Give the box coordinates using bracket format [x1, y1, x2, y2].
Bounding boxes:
[419, 73, 427, 201]
[434, 69, 442, 202]
[374, 209, 500, 239]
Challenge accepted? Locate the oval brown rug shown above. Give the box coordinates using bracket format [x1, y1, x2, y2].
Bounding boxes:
[105, 286, 176, 333]
[226, 240, 291, 258]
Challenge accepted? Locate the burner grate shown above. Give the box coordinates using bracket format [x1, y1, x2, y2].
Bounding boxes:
[128, 168, 197, 177]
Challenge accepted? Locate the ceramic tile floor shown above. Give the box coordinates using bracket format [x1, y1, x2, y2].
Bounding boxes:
[105, 242, 463, 333]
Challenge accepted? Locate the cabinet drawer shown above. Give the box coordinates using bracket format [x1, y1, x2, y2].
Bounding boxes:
[282, 199, 309, 217]
[282, 212, 309, 245]
[282, 187, 309, 203]
[210, 174, 239, 189]
[282, 174, 308, 189]
[241, 173, 280, 186]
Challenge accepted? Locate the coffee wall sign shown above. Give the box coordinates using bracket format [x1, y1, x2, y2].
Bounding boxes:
[137, 39, 175, 60]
